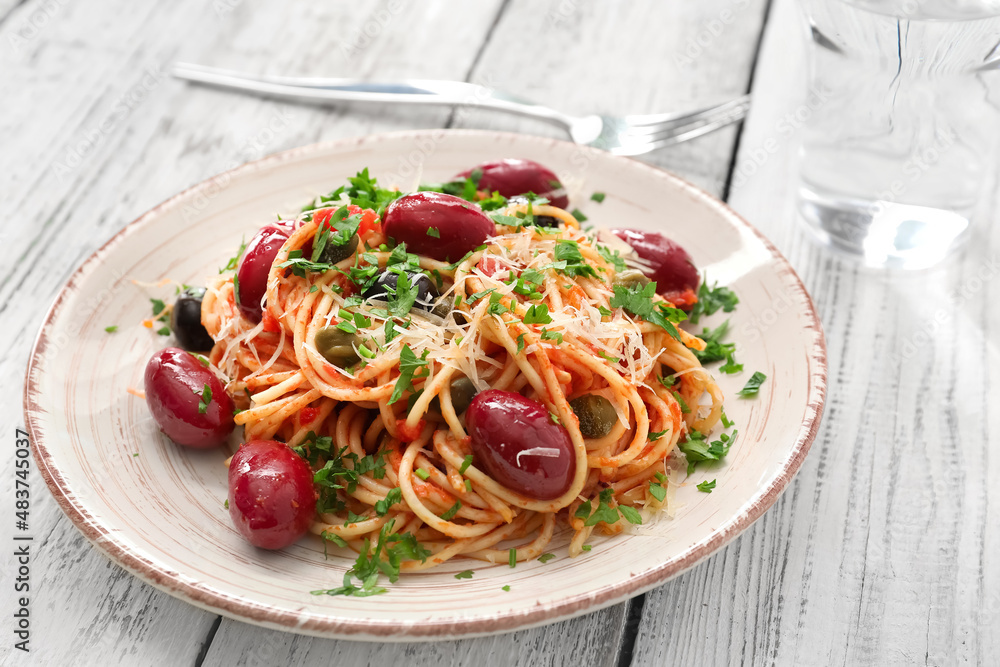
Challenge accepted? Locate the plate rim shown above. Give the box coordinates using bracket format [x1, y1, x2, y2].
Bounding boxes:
[23, 129, 827, 640]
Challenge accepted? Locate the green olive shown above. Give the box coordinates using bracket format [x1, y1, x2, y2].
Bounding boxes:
[612, 269, 651, 290]
[447, 376, 477, 415]
[569, 394, 617, 439]
[319, 233, 360, 265]
[431, 376, 478, 415]
[430, 298, 452, 320]
[314, 326, 361, 366]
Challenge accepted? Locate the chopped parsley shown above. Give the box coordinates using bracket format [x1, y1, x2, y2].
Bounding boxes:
[678, 429, 737, 475]
[196, 384, 212, 414]
[388, 345, 429, 405]
[454, 570, 474, 580]
[721, 410, 734, 429]
[737, 371, 767, 397]
[697, 479, 717, 493]
[689, 281, 739, 325]
[523, 303, 553, 324]
[590, 192, 606, 203]
[649, 429, 668, 441]
[459, 455, 473, 474]
[502, 585, 511, 591]
[375, 487, 402, 516]
[220, 236, 247, 273]
[311, 519, 430, 597]
[609, 282, 686, 341]
[426, 227, 441, 238]
[648, 476, 667, 502]
[574, 487, 641, 527]
[538, 553, 556, 564]
[104, 325, 118, 333]
[671, 390, 690, 414]
[540, 328, 563, 344]
[571, 208, 588, 222]
[516, 333, 527, 354]
[553, 240, 598, 278]
[440, 500, 462, 521]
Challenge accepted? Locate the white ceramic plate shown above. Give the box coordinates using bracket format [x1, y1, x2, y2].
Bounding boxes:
[24, 130, 826, 640]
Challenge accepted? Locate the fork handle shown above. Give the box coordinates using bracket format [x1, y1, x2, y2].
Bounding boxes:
[172, 63, 573, 129]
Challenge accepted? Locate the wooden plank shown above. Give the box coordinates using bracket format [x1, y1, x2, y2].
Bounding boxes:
[202, 610, 628, 667]
[0, 0, 501, 663]
[632, 0, 1000, 664]
[1, 0, 770, 664]
[452, 0, 770, 198]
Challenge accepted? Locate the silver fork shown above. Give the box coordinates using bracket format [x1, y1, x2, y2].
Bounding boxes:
[172, 63, 750, 157]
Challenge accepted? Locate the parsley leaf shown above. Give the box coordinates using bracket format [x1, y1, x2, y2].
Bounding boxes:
[523, 303, 553, 324]
[689, 281, 739, 325]
[574, 488, 620, 527]
[440, 500, 462, 521]
[590, 192, 606, 203]
[538, 553, 556, 564]
[697, 479, 717, 493]
[678, 430, 738, 475]
[454, 570, 474, 579]
[104, 325, 118, 333]
[737, 371, 767, 397]
[375, 487, 402, 516]
[388, 345, 429, 405]
[196, 384, 212, 414]
[553, 240, 598, 278]
[426, 227, 441, 238]
[648, 481, 667, 503]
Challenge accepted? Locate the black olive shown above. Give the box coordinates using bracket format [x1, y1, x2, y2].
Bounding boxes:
[363, 270, 438, 311]
[508, 196, 560, 227]
[430, 298, 452, 320]
[319, 234, 360, 265]
[569, 394, 617, 439]
[171, 287, 215, 351]
[314, 327, 361, 367]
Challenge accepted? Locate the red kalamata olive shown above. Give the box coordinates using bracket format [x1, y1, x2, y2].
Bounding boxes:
[144, 347, 234, 448]
[466, 390, 575, 500]
[382, 192, 495, 262]
[236, 224, 289, 323]
[457, 159, 569, 209]
[228, 440, 317, 550]
[611, 228, 700, 309]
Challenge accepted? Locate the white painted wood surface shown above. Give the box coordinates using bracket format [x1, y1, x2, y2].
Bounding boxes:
[4, 0, 996, 664]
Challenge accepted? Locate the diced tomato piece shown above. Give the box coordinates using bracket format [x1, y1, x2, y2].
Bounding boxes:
[396, 418, 426, 442]
[261, 310, 281, 333]
[299, 407, 320, 425]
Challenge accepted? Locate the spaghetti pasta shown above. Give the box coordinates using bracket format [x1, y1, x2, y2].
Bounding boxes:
[200, 166, 727, 576]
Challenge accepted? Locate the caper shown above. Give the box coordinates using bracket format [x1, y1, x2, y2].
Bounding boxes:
[319, 233, 360, 265]
[431, 376, 478, 415]
[314, 326, 361, 367]
[569, 394, 617, 439]
[612, 269, 651, 290]
[430, 298, 452, 320]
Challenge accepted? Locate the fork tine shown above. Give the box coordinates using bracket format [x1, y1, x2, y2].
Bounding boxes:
[621, 95, 751, 130]
[610, 107, 749, 156]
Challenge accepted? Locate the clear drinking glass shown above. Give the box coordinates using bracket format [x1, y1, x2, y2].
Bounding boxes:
[796, 0, 1000, 268]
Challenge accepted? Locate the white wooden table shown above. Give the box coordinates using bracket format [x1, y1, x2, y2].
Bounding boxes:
[3, 1, 998, 664]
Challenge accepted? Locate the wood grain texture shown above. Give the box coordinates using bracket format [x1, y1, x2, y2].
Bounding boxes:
[0, 0, 775, 664]
[632, 0, 1000, 665]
